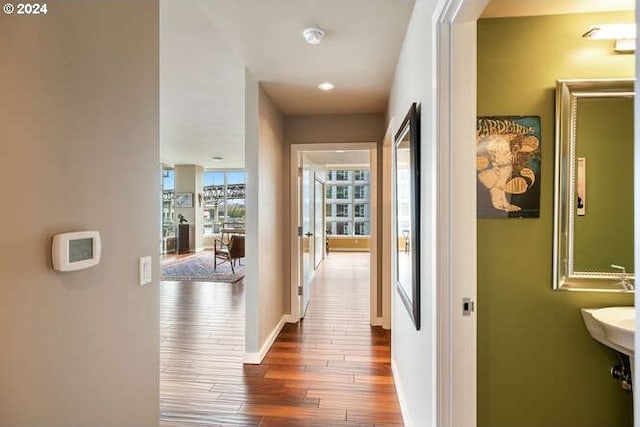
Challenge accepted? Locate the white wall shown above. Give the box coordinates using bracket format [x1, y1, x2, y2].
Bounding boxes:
[387, 0, 439, 425]
[0, 2, 159, 426]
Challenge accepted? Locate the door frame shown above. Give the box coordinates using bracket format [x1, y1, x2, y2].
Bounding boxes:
[435, 0, 487, 426]
[290, 142, 379, 323]
[314, 176, 325, 269]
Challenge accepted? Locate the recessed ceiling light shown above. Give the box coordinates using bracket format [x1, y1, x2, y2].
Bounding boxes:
[336, 150, 345, 153]
[212, 156, 224, 162]
[302, 27, 325, 45]
[318, 82, 335, 91]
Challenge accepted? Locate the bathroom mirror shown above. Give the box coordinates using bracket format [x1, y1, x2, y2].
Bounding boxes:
[553, 78, 634, 291]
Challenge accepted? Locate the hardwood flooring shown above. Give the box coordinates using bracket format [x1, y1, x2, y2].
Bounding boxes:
[160, 252, 402, 426]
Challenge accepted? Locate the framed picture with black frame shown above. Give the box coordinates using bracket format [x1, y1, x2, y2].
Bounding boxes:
[394, 102, 420, 330]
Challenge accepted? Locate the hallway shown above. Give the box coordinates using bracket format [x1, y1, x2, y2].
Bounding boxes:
[159, 252, 402, 426]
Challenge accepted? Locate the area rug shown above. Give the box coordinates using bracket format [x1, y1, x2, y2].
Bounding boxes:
[161, 251, 244, 283]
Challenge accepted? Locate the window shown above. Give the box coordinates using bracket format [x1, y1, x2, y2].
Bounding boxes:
[336, 222, 351, 235]
[336, 204, 349, 217]
[336, 186, 349, 199]
[354, 222, 369, 235]
[325, 168, 370, 237]
[354, 204, 368, 218]
[335, 170, 349, 181]
[326, 185, 333, 199]
[161, 169, 175, 254]
[202, 170, 246, 235]
[354, 170, 367, 181]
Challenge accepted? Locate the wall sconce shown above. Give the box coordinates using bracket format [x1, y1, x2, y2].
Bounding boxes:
[582, 23, 636, 53]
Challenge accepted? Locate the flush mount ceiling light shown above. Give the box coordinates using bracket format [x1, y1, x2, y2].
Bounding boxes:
[318, 82, 335, 91]
[211, 156, 224, 162]
[302, 27, 325, 45]
[582, 24, 636, 53]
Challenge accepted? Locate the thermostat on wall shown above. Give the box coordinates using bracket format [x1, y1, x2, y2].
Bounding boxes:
[52, 231, 101, 272]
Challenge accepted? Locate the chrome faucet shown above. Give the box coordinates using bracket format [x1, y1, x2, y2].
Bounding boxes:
[611, 264, 634, 291]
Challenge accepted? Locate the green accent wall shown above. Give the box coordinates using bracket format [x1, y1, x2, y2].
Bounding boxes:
[478, 12, 634, 427]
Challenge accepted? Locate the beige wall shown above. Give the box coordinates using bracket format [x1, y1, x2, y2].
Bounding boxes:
[174, 164, 204, 251]
[257, 87, 288, 345]
[285, 113, 385, 144]
[0, 1, 159, 426]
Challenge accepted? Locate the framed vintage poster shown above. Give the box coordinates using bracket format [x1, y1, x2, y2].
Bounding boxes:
[476, 116, 541, 218]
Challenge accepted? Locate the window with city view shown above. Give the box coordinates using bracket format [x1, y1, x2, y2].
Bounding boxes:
[325, 169, 370, 236]
[202, 170, 246, 235]
[161, 169, 176, 254]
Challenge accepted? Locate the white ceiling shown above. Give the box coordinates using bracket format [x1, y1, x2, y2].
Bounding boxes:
[196, 0, 416, 115]
[160, 0, 246, 169]
[305, 150, 370, 167]
[159, 0, 634, 169]
[160, 0, 414, 169]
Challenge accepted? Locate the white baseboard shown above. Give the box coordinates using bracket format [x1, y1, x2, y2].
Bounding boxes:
[372, 316, 384, 327]
[383, 318, 391, 330]
[284, 314, 298, 323]
[391, 358, 410, 427]
[243, 314, 289, 364]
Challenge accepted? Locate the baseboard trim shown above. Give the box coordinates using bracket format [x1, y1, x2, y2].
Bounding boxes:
[243, 314, 288, 365]
[391, 358, 411, 427]
[372, 316, 384, 327]
[284, 314, 298, 323]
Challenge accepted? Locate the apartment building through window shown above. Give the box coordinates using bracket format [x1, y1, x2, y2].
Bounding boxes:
[325, 169, 370, 236]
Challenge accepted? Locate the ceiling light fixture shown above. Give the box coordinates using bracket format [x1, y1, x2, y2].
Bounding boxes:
[302, 27, 325, 45]
[582, 23, 636, 53]
[211, 156, 224, 162]
[318, 82, 335, 91]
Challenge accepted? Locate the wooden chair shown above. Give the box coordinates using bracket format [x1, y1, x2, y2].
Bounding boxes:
[214, 235, 245, 274]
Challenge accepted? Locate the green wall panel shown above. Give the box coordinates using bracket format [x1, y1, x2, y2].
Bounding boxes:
[478, 12, 634, 427]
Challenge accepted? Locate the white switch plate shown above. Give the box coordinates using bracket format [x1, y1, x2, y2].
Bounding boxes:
[139, 256, 152, 285]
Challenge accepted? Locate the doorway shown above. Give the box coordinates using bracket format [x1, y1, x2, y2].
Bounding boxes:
[290, 143, 381, 326]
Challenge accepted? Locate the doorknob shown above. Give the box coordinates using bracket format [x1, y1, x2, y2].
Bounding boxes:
[305, 232, 314, 237]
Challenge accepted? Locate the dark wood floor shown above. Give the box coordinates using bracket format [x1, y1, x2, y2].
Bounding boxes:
[159, 252, 402, 426]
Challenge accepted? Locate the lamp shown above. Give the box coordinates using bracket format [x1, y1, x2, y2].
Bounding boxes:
[582, 24, 636, 53]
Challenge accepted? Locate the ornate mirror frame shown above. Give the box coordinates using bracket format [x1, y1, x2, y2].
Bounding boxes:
[553, 78, 635, 291]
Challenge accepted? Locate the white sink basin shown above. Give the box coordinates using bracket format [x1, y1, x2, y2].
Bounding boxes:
[581, 306, 635, 356]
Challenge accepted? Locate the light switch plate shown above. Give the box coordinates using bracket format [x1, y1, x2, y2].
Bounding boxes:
[139, 256, 152, 285]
